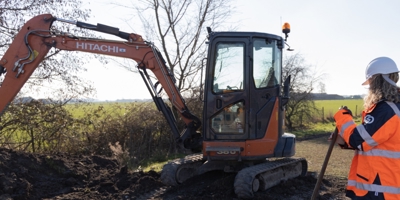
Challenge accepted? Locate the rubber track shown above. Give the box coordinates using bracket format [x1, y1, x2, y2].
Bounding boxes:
[234, 157, 307, 199]
[160, 153, 204, 186]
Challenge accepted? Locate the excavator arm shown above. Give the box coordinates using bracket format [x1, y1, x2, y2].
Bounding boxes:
[0, 14, 201, 150]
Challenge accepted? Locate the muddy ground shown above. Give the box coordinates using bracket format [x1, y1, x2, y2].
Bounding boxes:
[0, 139, 349, 200]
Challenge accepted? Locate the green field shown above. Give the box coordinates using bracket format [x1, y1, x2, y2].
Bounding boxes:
[315, 99, 363, 118]
[66, 102, 145, 118]
[65, 99, 364, 120]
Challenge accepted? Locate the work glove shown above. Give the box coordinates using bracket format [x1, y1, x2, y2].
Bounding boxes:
[332, 106, 355, 149]
[338, 106, 353, 117]
[333, 106, 353, 122]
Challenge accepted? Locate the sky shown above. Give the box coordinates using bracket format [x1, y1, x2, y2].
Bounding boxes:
[56, 0, 400, 100]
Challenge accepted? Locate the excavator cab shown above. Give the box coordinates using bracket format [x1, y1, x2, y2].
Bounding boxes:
[161, 30, 307, 198]
[202, 30, 295, 161]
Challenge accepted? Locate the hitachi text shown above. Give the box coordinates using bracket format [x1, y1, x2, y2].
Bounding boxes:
[76, 42, 126, 53]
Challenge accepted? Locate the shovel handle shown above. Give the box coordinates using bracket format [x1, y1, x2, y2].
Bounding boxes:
[311, 128, 338, 200]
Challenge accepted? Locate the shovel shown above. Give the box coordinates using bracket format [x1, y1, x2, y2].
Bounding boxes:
[310, 128, 339, 200]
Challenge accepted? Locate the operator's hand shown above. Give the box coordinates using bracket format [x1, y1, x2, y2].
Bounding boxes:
[332, 106, 355, 150]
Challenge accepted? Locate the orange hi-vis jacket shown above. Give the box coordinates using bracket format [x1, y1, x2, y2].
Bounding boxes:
[334, 101, 400, 200]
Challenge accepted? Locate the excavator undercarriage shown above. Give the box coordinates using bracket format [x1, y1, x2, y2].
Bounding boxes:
[161, 154, 307, 198]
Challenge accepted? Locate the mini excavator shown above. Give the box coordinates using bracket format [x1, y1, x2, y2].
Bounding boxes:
[0, 14, 307, 198]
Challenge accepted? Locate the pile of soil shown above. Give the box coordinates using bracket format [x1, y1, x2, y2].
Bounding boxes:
[0, 147, 348, 200]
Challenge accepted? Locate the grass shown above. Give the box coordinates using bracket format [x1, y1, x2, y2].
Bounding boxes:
[65, 102, 138, 118]
[291, 121, 336, 138]
[142, 161, 168, 172]
[141, 153, 187, 172]
[291, 118, 362, 138]
[315, 99, 363, 118]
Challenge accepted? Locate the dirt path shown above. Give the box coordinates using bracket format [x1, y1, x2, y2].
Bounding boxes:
[0, 136, 349, 200]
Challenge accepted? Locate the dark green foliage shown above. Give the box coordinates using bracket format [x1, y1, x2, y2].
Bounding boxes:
[0, 101, 186, 169]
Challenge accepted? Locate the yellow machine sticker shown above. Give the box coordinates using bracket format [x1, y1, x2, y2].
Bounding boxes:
[29, 50, 39, 61]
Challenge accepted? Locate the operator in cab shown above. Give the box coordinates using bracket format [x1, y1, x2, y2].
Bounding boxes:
[334, 57, 400, 200]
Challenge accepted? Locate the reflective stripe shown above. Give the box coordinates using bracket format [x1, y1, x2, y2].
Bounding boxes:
[356, 125, 378, 147]
[339, 121, 355, 137]
[386, 101, 400, 118]
[359, 149, 400, 159]
[348, 180, 400, 194]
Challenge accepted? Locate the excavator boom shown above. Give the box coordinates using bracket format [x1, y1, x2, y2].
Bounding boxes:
[0, 14, 201, 149]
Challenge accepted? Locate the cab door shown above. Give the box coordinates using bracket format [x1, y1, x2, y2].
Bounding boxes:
[248, 38, 283, 139]
[203, 37, 250, 140]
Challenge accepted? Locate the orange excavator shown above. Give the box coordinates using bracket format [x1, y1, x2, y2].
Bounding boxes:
[0, 14, 307, 198]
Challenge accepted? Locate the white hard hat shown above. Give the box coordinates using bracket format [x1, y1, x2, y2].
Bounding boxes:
[362, 57, 399, 85]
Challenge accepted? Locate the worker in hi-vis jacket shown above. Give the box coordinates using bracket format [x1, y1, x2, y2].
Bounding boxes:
[334, 57, 400, 200]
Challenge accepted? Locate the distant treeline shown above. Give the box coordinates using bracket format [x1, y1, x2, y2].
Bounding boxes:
[14, 97, 153, 104]
[311, 93, 363, 100]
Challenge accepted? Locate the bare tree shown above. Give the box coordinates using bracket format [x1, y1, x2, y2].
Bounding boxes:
[0, 0, 104, 153]
[283, 53, 321, 131]
[0, 0, 98, 101]
[114, 0, 234, 96]
[318, 82, 326, 94]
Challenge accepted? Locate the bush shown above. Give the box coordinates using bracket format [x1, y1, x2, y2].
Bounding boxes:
[0, 101, 181, 168]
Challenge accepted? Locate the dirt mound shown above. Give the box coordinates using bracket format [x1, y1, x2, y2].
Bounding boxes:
[0, 148, 347, 200]
[0, 148, 163, 200]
